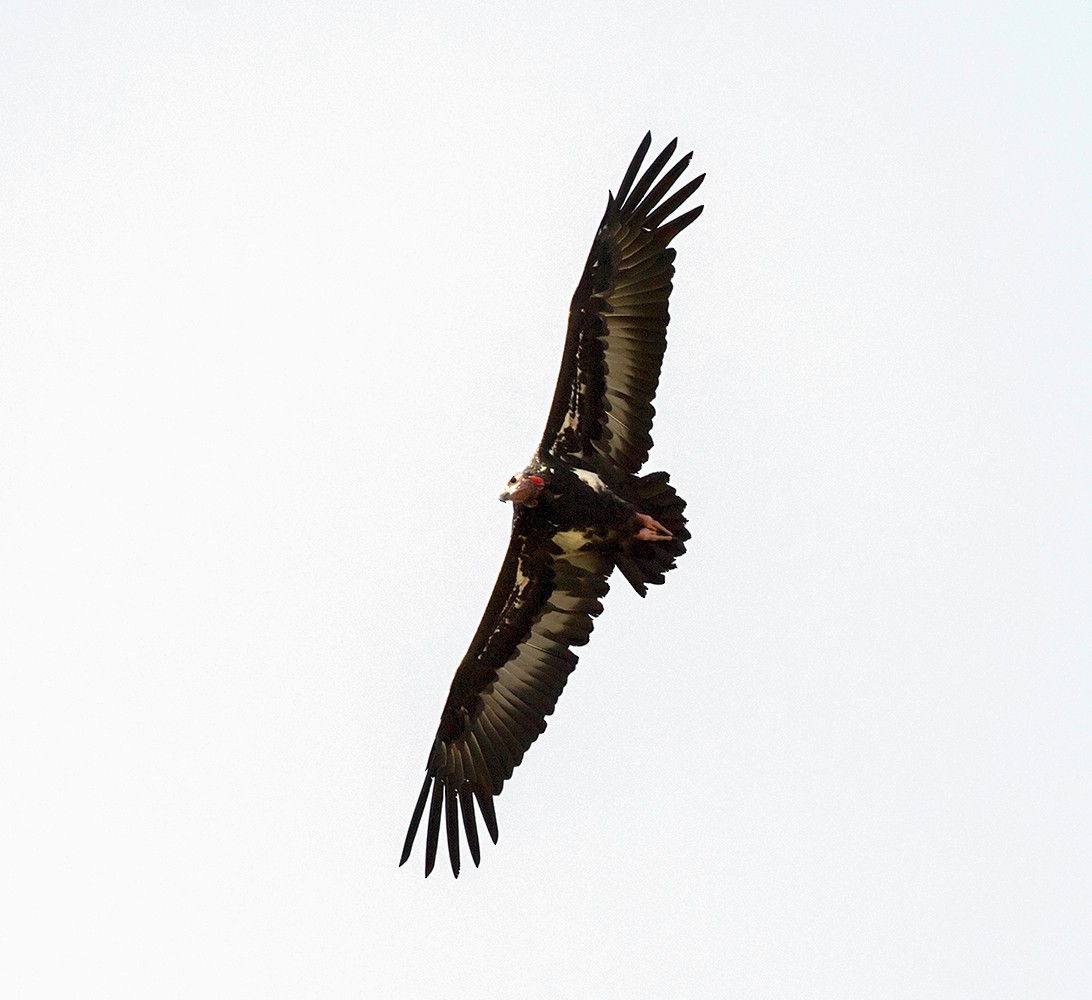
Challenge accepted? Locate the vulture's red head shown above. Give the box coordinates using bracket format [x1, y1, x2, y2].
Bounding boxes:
[500, 472, 545, 506]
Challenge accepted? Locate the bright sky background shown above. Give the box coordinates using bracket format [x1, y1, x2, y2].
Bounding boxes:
[2, 2, 1089, 997]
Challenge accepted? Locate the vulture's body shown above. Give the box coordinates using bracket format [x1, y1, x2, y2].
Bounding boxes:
[400, 134, 704, 876]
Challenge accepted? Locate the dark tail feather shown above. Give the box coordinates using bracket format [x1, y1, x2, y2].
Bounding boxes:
[616, 471, 690, 597]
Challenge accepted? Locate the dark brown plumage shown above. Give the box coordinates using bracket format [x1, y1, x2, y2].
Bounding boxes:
[400, 133, 703, 876]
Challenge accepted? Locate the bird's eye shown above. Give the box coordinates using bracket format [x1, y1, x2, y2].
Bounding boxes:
[509, 476, 517, 484]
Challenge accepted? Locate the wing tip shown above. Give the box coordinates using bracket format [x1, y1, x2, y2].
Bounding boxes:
[660, 203, 704, 244]
[617, 134, 703, 227]
[424, 775, 444, 876]
[614, 131, 654, 206]
[475, 787, 500, 844]
[401, 772, 500, 877]
[399, 772, 432, 868]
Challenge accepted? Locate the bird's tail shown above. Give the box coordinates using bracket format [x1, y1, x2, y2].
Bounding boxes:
[616, 471, 690, 597]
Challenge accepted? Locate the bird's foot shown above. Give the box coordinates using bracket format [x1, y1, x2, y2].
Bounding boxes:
[634, 512, 673, 542]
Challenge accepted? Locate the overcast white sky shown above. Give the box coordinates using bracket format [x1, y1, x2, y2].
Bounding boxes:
[2, 2, 1089, 997]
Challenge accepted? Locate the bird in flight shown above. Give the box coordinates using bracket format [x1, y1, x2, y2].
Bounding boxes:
[400, 133, 704, 877]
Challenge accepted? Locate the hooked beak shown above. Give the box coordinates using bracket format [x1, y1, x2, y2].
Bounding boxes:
[500, 474, 543, 505]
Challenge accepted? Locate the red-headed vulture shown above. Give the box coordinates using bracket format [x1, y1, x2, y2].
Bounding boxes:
[400, 133, 704, 877]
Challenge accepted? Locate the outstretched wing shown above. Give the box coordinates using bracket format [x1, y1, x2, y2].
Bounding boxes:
[540, 132, 704, 476]
[399, 516, 612, 877]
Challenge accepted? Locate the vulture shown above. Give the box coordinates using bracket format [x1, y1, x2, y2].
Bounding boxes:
[400, 133, 704, 877]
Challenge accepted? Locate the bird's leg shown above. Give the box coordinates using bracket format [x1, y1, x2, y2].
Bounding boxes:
[634, 511, 673, 542]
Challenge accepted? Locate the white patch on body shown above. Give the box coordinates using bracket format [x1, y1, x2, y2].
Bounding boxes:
[573, 468, 609, 492]
[552, 529, 593, 554]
